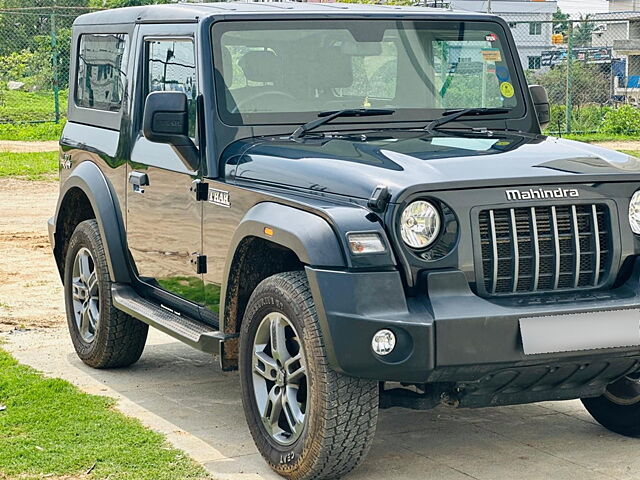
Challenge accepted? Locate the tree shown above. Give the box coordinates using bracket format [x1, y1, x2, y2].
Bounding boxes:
[0, 0, 87, 55]
[571, 15, 595, 48]
[553, 8, 569, 36]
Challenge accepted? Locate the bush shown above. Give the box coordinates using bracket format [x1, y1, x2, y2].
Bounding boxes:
[544, 104, 611, 135]
[599, 105, 640, 135]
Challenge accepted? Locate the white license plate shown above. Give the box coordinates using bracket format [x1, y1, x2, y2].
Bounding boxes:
[519, 309, 640, 355]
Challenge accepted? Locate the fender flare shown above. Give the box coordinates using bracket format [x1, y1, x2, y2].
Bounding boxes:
[219, 202, 346, 317]
[54, 161, 131, 283]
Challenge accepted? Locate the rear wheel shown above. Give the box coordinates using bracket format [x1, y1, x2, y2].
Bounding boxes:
[239, 271, 379, 480]
[582, 373, 640, 437]
[64, 219, 148, 368]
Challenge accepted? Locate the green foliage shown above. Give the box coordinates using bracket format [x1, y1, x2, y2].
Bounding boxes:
[0, 348, 209, 479]
[88, 0, 174, 7]
[553, 8, 569, 35]
[599, 105, 640, 135]
[0, 120, 64, 141]
[529, 61, 609, 106]
[544, 104, 612, 135]
[0, 1, 82, 56]
[571, 15, 595, 48]
[0, 151, 58, 180]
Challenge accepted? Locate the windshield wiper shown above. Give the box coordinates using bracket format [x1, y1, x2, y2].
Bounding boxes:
[425, 107, 510, 132]
[290, 108, 395, 140]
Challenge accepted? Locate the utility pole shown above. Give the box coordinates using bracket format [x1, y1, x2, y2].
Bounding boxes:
[487, 0, 492, 13]
[566, 22, 573, 134]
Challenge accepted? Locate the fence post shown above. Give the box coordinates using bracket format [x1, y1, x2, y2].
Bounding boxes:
[50, 11, 60, 124]
[565, 22, 573, 134]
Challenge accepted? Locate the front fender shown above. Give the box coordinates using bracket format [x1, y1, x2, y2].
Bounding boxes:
[223, 202, 346, 275]
[55, 161, 130, 283]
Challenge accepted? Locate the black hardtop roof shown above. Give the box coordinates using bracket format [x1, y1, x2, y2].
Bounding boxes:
[73, 1, 491, 26]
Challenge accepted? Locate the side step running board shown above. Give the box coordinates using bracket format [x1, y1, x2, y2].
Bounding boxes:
[111, 284, 235, 355]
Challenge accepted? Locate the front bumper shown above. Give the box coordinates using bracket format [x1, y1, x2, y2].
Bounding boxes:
[305, 262, 640, 392]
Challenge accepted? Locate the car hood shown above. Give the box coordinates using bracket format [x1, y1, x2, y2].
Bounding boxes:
[226, 130, 640, 202]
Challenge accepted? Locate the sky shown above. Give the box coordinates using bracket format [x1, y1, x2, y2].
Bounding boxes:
[557, 0, 609, 15]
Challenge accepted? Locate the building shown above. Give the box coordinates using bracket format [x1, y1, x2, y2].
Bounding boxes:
[448, 0, 558, 71]
[590, 11, 640, 102]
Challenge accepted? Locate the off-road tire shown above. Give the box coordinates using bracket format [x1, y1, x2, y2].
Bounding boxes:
[64, 219, 148, 368]
[582, 375, 640, 437]
[239, 271, 379, 480]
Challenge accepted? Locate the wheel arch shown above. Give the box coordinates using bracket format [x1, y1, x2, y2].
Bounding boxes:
[53, 161, 130, 283]
[220, 202, 346, 339]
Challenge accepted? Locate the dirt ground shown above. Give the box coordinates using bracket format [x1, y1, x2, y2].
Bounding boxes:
[0, 178, 64, 332]
[0, 141, 59, 153]
[593, 140, 640, 151]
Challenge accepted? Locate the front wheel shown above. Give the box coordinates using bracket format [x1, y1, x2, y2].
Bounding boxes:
[239, 271, 379, 480]
[582, 373, 640, 437]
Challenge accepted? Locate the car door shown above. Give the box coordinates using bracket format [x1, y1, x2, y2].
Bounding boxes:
[126, 25, 205, 317]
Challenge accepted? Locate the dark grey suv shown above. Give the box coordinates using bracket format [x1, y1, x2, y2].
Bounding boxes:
[49, 3, 640, 479]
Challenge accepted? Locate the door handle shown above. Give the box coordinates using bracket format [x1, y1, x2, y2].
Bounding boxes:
[129, 171, 149, 193]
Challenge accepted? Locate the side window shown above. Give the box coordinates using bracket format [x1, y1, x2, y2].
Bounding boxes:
[146, 39, 197, 139]
[76, 34, 128, 111]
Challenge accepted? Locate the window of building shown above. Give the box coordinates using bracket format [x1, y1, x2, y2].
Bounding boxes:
[529, 22, 542, 35]
[508, 22, 517, 29]
[146, 39, 197, 139]
[528, 56, 541, 69]
[76, 34, 128, 111]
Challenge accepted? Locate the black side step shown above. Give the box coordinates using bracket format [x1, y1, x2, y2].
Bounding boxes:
[111, 284, 234, 354]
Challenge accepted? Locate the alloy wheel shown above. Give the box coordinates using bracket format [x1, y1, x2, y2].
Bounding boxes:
[252, 312, 308, 446]
[71, 247, 100, 343]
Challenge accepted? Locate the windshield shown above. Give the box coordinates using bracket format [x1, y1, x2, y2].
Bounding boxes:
[212, 19, 523, 126]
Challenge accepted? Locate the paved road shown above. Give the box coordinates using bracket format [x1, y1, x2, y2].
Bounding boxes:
[6, 327, 640, 480]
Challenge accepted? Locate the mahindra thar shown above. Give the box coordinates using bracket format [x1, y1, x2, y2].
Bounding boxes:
[49, 3, 640, 479]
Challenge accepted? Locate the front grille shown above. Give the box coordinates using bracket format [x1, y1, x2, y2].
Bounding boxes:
[478, 204, 612, 295]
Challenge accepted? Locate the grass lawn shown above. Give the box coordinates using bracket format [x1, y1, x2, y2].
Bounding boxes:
[0, 151, 58, 180]
[0, 90, 67, 124]
[0, 348, 209, 480]
[619, 150, 640, 157]
[0, 121, 65, 141]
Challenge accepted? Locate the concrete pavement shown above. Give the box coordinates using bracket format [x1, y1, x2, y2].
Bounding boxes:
[5, 327, 640, 480]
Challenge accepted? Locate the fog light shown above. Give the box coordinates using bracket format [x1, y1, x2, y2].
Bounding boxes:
[630, 190, 640, 234]
[372, 329, 396, 356]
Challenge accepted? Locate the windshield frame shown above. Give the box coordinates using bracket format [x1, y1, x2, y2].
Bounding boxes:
[210, 18, 527, 128]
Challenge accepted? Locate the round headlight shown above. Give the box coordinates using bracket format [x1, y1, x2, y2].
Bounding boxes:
[630, 191, 640, 234]
[400, 200, 441, 249]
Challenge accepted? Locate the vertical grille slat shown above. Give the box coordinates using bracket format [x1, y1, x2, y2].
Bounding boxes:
[530, 207, 540, 291]
[489, 209, 499, 294]
[571, 205, 581, 288]
[592, 204, 601, 286]
[551, 206, 561, 290]
[479, 203, 611, 295]
[510, 208, 519, 293]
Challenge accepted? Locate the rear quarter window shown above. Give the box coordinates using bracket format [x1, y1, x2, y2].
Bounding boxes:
[75, 33, 128, 111]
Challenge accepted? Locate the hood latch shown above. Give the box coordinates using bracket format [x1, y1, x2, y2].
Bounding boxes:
[368, 185, 391, 213]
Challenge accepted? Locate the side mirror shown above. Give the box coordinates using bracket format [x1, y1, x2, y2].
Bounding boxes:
[142, 91, 198, 171]
[529, 85, 550, 131]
